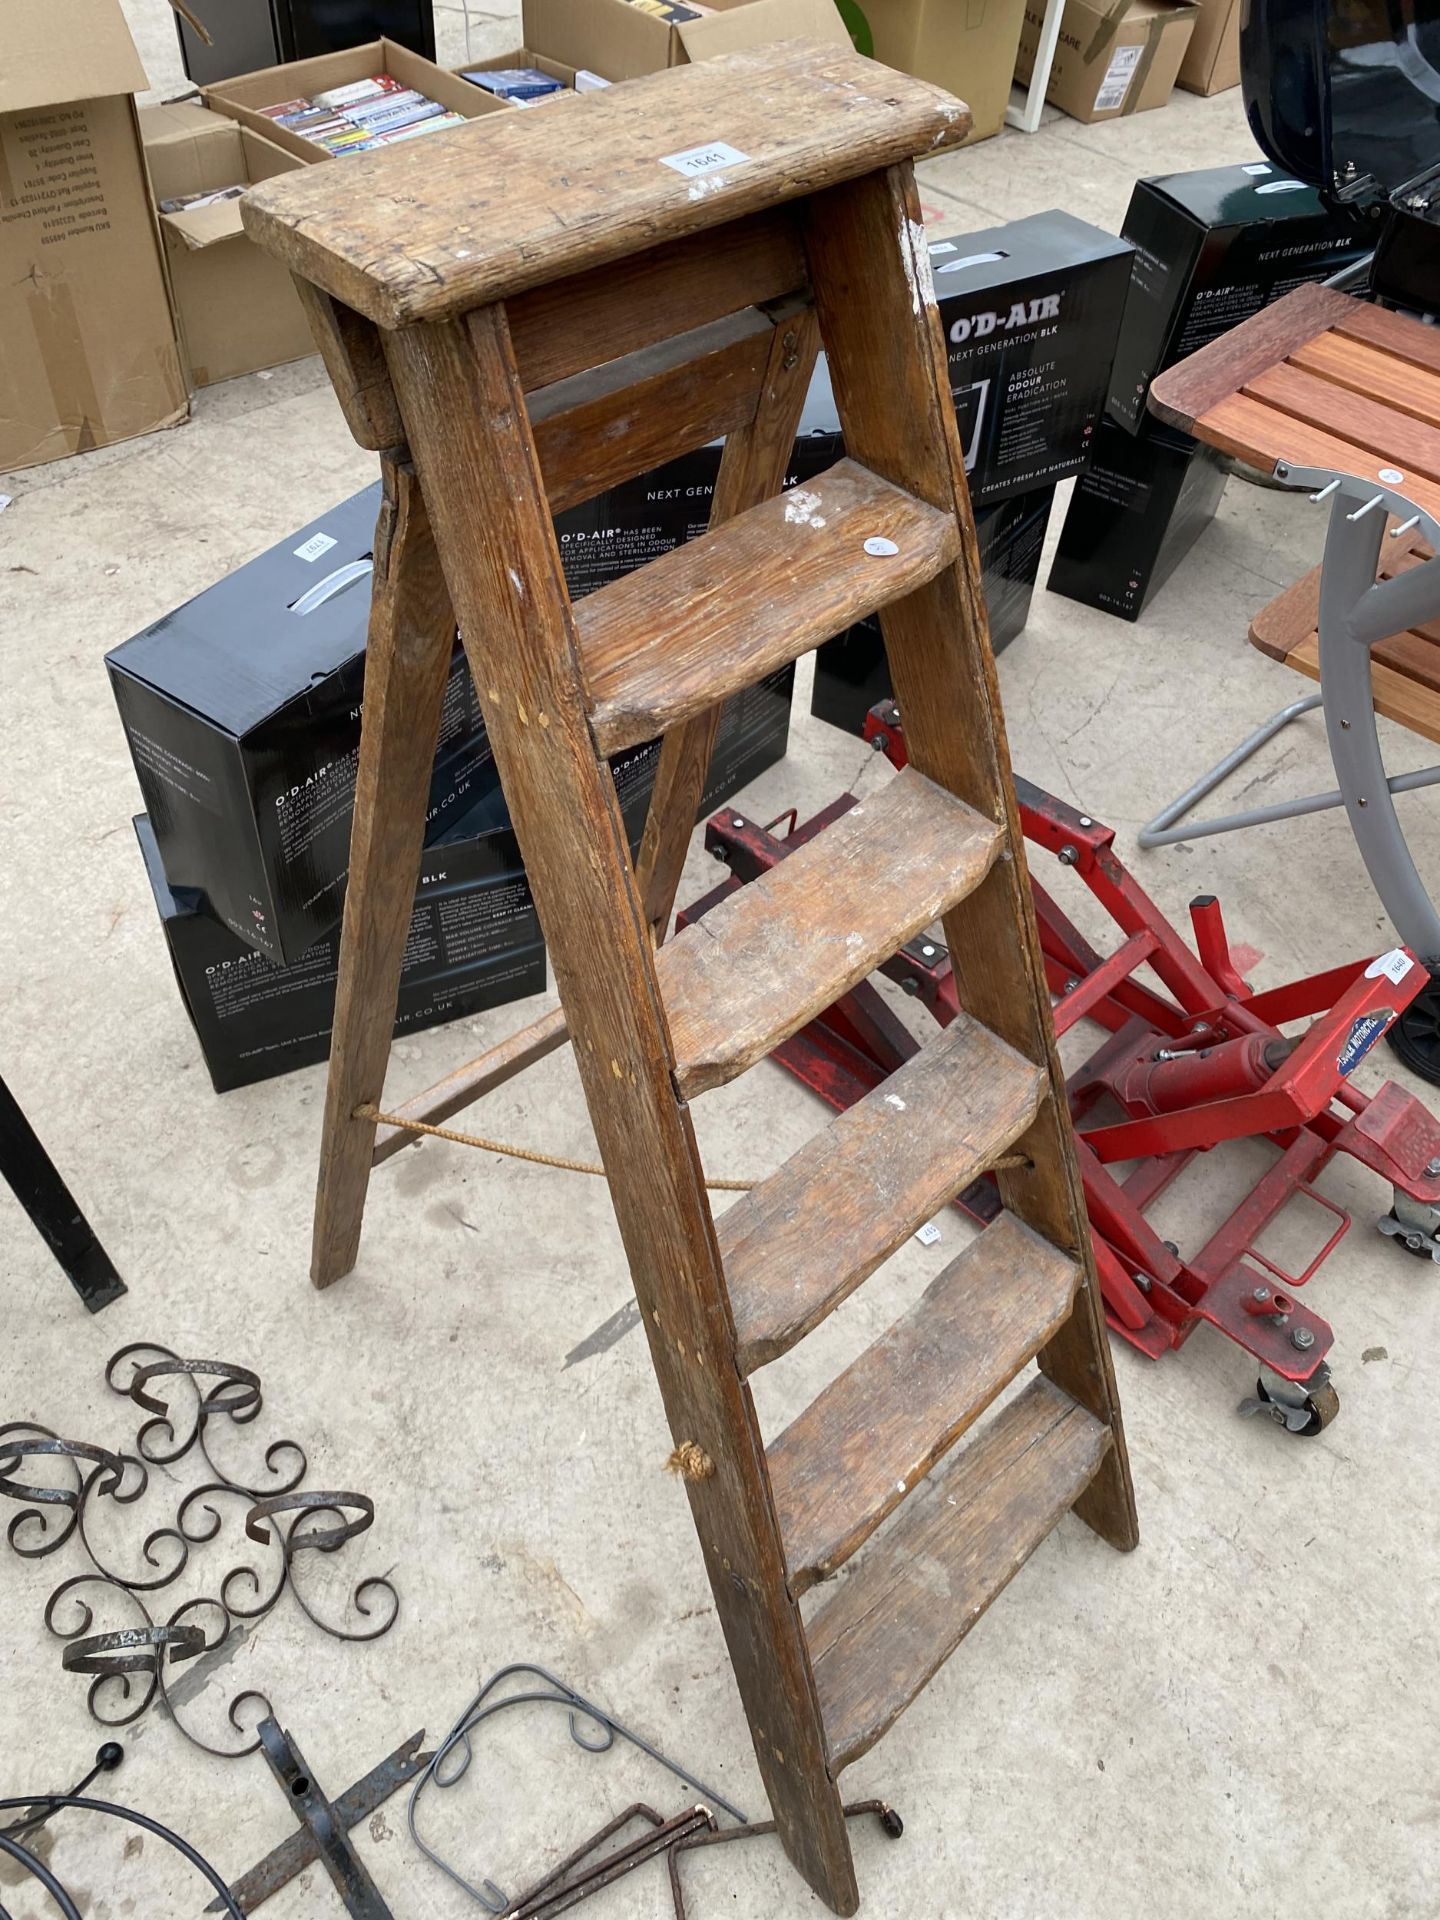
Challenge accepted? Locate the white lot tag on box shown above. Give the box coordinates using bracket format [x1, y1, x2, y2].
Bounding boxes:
[294, 531, 338, 563]
[1093, 43, 1141, 113]
[659, 141, 750, 178]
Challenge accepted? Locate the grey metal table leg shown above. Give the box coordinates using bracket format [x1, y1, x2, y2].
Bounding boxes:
[1317, 493, 1440, 966]
[1138, 695, 1324, 848]
[1141, 460, 1440, 970]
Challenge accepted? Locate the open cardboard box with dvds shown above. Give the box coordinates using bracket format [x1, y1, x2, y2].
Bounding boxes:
[203, 37, 498, 160]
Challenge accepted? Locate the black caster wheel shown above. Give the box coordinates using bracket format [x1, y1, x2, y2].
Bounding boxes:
[1254, 1372, 1340, 1437]
[1383, 1208, 1440, 1258]
[1385, 973, 1440, 1087]
[879, 1807, 904, 1839]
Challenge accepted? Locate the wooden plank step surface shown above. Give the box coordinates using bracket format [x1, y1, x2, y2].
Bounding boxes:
[769, 1212, 1081, 1596]
[581, 460, 961, 756]
[809, 1375, 1111, 1773]
[532, 307, 780, 516]
[720, 1017, 1047, 1375]
[240, 43, 970, 326]
[1147, 283, 1356, 433]
[1192, 395, 1440, 521]
[1288, 331, 1440, 427]
[1241, 361, 1440, 487]
[1249, 526, 1440, 744]
[658, 767, 1000, 1098]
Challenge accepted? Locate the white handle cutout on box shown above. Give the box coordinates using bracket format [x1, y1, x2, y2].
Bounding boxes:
[289, 557, 375, 616]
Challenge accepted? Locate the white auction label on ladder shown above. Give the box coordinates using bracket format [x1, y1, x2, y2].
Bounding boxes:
[659, 141, 749, 178]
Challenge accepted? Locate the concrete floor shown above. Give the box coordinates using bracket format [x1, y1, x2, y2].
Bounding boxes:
[3, 6, 1439, 1917]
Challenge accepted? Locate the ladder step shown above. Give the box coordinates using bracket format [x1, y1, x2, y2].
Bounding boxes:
[809, 1376, 1112, 1774]
[768, 1213, 1081, 1596]
[581, 459, 960, 755]
[720, 1017, 1047, 1375]
[658, 768, 1001, 1098]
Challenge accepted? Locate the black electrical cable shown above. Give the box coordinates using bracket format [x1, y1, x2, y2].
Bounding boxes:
[2, 1742, 124, 1843]
[0, 1796, 243, 1919]
[0, 1832, 84, 1920]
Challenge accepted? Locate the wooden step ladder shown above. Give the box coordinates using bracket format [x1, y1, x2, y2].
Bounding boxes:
[244, 43, 1137, 1914]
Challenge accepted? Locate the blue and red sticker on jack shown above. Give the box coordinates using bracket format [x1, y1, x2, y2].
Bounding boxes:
[1338, 949, 1416, 1075]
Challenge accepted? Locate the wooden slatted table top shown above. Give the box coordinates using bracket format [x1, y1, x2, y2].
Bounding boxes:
[1250, 523, 1440, 746]
[240, 41, 970, 328]
[1149, 282, 1440, 521]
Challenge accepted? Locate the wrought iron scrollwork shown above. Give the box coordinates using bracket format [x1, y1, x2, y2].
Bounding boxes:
[2, 1344, 397, 1757]
[106, 1343, 307, 1496]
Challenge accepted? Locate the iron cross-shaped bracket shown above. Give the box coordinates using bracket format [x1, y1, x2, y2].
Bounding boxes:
[208, 1721, 432, 1916]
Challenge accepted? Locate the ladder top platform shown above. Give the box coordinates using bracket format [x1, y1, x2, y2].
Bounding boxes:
[240, 41, 970, 328]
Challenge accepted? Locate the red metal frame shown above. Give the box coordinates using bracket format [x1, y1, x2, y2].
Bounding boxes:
[677, 701, 1440, 1391]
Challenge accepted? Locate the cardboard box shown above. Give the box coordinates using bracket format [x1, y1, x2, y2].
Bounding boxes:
[0, 0, 188, 471]
[135, 802, 546, 1093]
[1106, 161, 1373, 433]
[926, 212, 1132, 506]
[140, 103, 314, 388]
[1177, 0, 1239, 93]
[521, 0, 850, 81]
[1046, 416, 1227, 622]
[861, 0, 1029, 145]
[1016, 0, 1198, 124]
[809, 487, 1056, 735]
[203, 39, 497, 161]
[108, 485, 491, 966]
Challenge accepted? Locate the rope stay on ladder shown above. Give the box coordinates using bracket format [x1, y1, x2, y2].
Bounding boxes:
[356, 1103, 1030, 1194]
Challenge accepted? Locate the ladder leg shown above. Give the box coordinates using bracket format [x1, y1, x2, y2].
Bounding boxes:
[311, 454, 456, 1287]
[635, 305, 820, 938]
[382, 307, 859, 1914]
[804, 164, 1138, 1552]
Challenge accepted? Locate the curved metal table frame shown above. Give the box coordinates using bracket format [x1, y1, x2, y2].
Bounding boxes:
[1139, 471, 1440, 970]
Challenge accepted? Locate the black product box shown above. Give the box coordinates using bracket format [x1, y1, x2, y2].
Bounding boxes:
[925, 211, 1133, 505]
[108, 485, 490, 967]
[1046, 416, 1228, 622]
[1107, 160, 1371, 433]
[809, 486, 1056, 737]
[135, 787, 546, 1094]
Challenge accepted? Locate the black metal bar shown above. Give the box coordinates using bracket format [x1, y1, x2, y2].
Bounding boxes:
[511, 1805, 714, 1917]
[255, 1720, 394, 1919]
[667, 1802, 902, 1919]
[208, 1731, 430, 1913]
[0, 1073, 124, 1312]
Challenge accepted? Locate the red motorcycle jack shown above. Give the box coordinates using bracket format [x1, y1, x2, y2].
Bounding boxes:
[678, 703, 1440, 1435]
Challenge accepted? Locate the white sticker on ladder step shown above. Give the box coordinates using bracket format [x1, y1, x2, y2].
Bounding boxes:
[659, 142, 749, 177]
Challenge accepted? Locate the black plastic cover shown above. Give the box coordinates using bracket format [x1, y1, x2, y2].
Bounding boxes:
[1242, 0, 1440, 205]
